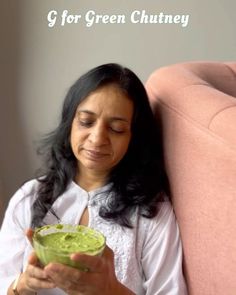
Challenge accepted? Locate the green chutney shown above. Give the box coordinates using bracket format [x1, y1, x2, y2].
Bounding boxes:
[33, 225, 105, 270]
[38, 231, 103, 253]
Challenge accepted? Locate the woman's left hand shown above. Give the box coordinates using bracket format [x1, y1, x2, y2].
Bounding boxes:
[44, 245, 131, 295]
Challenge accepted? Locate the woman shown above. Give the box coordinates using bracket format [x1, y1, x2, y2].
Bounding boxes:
[0, 63, 187, 294]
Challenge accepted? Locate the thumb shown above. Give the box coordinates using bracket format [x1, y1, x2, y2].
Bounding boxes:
[102, 245, 114, 261]
[25, 228, 34, 245]
[28, 252, 39, 265]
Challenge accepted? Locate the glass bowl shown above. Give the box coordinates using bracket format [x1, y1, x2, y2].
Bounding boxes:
[33, 224, 106, 271]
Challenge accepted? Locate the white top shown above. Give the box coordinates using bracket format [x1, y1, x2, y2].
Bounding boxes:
[0, 179, 187, 295]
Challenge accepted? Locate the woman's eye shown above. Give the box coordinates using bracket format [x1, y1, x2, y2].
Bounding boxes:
[79, 120, 93, 127]
[110, 127, 125, 134]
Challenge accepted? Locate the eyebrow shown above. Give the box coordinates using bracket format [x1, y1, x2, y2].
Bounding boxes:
[77, 110, 130, 123]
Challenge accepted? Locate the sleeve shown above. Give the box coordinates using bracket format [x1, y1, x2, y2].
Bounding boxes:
[0, 183, 33, 295]
[141, 202, 188, 295]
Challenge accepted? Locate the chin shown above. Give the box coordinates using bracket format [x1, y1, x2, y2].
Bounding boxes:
[83, 161, 110, 172]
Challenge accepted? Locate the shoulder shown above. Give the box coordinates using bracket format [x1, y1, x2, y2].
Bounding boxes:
[8, 178, 40, 209]
[140, 201, 180, 245]
[143, 201, 176, 227]
[153, 201, 176, 227]
[3, 179, 40, 229]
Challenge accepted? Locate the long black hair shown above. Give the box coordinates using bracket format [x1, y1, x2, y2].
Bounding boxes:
[31, 63, 169, 228]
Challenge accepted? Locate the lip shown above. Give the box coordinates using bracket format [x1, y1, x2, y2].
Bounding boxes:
[84, 149, 110, 160]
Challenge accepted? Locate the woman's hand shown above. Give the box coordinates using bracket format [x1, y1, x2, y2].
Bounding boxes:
[13, 229, 55, 294]
[17, 252, 56, 294]
[44, 245, 134, 295]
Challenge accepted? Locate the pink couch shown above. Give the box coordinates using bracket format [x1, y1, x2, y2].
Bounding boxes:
[145, 61, 236, 295]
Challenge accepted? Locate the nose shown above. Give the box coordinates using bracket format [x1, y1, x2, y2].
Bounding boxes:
[88, 123, 109, 146]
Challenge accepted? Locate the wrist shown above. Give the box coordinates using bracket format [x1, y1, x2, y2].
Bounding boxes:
[11, 273, 36, 295]
[12, 273, 22, 295]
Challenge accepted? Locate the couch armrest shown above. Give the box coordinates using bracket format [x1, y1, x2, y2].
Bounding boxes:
[146, 61, 236, 147]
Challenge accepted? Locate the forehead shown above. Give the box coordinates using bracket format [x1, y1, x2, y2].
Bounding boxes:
[76, 84, 134, 118]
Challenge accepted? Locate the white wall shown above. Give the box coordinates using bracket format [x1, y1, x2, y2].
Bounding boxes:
[0, 0, 236, 223]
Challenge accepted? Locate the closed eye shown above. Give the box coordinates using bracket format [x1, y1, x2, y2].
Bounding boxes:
[78, 118, 128, 134]
[110, 127, 125, 134]
[79, 120, 94, 127]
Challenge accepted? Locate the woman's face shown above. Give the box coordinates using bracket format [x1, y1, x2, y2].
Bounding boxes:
[70, 84, 134, 178]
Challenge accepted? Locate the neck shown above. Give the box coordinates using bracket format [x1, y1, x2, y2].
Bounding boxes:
[75, 169, 109, 192]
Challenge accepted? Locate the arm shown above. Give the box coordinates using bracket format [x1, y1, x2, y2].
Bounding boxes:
[141, 202, 188, 295]
[0, 181, 55, 295]
[0, 186, 29, 294]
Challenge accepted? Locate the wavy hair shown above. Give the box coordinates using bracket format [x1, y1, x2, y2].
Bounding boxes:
[31, 63, 169, 228]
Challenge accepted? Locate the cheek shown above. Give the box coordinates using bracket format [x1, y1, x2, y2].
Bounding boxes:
[70, 125, 86, 153]
[71, 119, 87, 139]
[70, 126, 77, 151]
[113, 136, 131, 159]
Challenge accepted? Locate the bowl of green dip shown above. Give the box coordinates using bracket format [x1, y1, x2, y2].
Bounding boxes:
[33, 224, 106, 271]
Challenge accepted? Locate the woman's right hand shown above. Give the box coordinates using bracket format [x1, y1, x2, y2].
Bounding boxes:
[18, 253, 55, 295]
[16, 252, 56, 294]
[10, 229, 56, 294]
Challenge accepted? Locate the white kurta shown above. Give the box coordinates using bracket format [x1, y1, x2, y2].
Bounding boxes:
[0, 179, 187, 295]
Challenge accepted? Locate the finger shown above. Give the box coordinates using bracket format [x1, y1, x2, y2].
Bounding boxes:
[28, 252, 39, 265]
[71, 245, 114, 273]
[102, 245, 114, 260]
[26, 276, 56, 290]
[44, 263, 85, 291]
[23, 264, 56, 293]
[70, 253, 103, 272]
[28, 252, 45, 269]
[70, 245, 112, 261]
[25, 228, 34, 245]
[27, 263, 49, 280]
